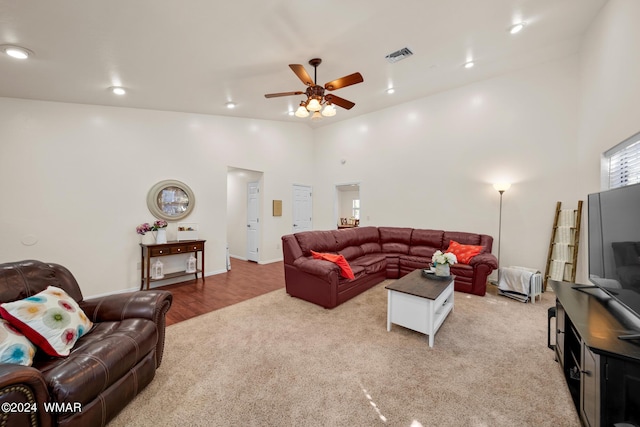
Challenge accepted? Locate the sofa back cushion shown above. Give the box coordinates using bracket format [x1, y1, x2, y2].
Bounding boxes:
[379, 227, 413, 254]
[295, 230, 339, 256]
[0, 260, 84, 305]
[331, 229, 363, 261]
[409, 229, 444, 257]
[354, 227, 382, 254]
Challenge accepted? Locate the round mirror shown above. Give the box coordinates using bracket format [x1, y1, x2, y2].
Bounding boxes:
[147, 179, 195, 221]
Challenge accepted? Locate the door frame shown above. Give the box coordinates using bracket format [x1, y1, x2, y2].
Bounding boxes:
[246, 180, 260, 262]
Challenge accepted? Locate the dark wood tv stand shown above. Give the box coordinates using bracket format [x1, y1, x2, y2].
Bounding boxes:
[551, 280, 640, 426]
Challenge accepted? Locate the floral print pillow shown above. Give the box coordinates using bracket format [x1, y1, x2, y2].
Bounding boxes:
[0, 286, 93, 357]
[0, 319, 36, 365]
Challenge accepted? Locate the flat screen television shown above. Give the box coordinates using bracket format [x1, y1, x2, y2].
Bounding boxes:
[588, 182, 640, 326]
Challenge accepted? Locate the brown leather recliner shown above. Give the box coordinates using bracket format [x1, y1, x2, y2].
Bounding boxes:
[0, 260, 172, 427]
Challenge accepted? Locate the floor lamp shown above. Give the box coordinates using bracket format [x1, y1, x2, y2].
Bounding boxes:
[492, 182, 511, 283]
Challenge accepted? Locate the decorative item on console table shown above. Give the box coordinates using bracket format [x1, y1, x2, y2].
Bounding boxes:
[177, 222, 198, 241]
[155, 228, 167, 244]
[186, 254, 197, 273]
[136, 219, 168, 244]
[152, 259, 164, 279]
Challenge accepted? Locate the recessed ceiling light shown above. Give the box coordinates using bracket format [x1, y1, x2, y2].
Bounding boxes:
[225, 102, 236, 109]
[109, 86, 126, 95]
[464, 61, 475, 69]
[2, 45, 33, 59]
[508, 22, 526, 34]
[386, 88, 395, 94]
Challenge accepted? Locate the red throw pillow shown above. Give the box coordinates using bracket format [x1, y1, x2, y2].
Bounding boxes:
[446, 240, 484, 264]
[311, 251, 355, 279]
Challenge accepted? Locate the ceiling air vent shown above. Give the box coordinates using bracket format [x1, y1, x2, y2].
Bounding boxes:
[385, 47, 414, 64]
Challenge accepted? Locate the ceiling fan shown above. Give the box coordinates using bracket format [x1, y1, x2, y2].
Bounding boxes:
[264, 58, 363, 118]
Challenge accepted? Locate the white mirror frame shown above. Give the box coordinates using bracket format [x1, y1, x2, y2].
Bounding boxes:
[147, 179, 195, 221]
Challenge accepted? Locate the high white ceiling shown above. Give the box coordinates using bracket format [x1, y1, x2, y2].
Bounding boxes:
[0, 0, 607, 128]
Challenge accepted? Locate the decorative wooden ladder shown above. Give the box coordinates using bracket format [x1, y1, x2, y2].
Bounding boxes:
[543, 200, 583, 291]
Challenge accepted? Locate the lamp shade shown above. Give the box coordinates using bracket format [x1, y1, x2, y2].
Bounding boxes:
[295, 105, 309, 118]
[306, 98, 321, 112]
[321, 104, 336, 117]
[493, 183, 511, 193]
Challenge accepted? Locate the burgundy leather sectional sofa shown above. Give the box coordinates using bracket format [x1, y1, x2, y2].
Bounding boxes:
[282, 226, 498, 308]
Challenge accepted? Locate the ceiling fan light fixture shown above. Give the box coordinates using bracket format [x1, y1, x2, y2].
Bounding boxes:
[295, 103, 309, 118]
[306, 97, 321, 112]
[321, 103, 336, 117]
[311, 111, 323, 121]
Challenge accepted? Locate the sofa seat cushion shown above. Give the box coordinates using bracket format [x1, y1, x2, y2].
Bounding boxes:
[399, 255, 431, 275]
[338, 265, 366, 285]
[34, 318, 157, 406]
[351, 254, 387, 274]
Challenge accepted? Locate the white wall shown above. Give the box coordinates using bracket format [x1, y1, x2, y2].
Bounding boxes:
[576, 0, 640, 282]
[2, 0, 636, 295]
[313, 57, 580, 276]
[0, 98, 313, 297]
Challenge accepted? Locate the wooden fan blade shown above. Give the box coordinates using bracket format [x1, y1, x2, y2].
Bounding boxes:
[324, 72, 363, 91]
[264, 91, 304, 98]
[325, 94, 355, 110]
[289, 64, 314, 86]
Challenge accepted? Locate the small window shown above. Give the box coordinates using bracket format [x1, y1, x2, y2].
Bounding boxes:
[352, 199, 360, 220]
[605, 131, 640, 189]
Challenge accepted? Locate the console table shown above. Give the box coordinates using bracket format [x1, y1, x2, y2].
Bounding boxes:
[551, 280, 640, 426]
[140, 240, 206, 290]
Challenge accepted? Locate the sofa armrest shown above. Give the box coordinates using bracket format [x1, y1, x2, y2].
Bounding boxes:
[469, 253, 498, 270]
[293, 257, 340, 280]
[80, 290, 172, 367]
[80, 290, 172, 323]
[0, 365, 52, 427]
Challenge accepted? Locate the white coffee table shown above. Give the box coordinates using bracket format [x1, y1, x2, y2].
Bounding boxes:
[385, 269, 455, 348]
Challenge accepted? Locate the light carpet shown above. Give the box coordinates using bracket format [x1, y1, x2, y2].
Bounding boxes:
[110, 282, 580, 426]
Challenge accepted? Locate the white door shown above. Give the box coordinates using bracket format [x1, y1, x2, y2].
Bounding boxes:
[293, 184, 312, 233]
[247, 181, 260, 262]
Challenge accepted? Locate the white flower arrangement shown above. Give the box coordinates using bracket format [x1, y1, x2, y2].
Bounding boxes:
[431, 250, 457, 266]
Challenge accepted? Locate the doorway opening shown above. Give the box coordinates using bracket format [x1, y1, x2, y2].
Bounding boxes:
[227, 167, 263, 263]
[335, 183, 360, 229]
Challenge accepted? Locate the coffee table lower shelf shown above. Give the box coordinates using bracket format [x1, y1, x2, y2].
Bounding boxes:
[386, 273, 454, 348]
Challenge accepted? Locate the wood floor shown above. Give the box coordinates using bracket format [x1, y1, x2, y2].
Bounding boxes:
[158, 258, 285, 326]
